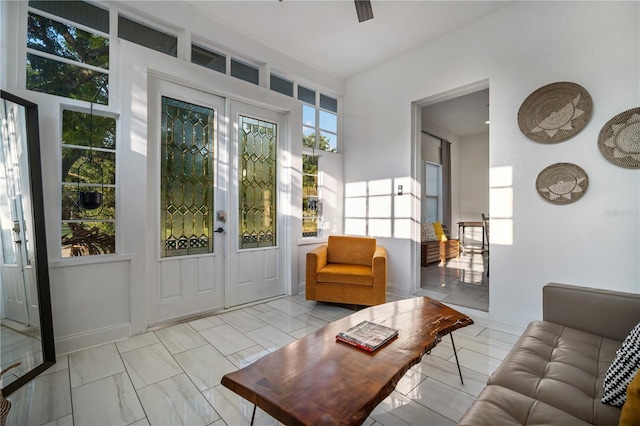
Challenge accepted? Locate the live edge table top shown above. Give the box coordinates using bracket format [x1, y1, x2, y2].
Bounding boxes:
[221, 297, 474, 426]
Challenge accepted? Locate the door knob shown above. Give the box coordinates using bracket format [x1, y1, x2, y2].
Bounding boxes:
[214, 227, 224, 233]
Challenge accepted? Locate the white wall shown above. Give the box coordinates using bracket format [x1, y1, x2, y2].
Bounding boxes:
[458, 131, 489, 245]
[344, 1, 640, 325]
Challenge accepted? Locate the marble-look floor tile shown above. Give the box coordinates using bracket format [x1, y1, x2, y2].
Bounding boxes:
[450, 348, 504, 377]
[203, 384, 280, 426]
[266, 298, 313, 317]
[128, 418, 151, 426]
[42, 414, 73, 426]
[6, 369, 72, 426]
[245, 325, 297, 351]
[288, 324, 320, 339]
[72, 371, 145, 425]
[412, 355, 489, 398]
[69, 343, 125, 388]
[199, 324, 258, 356]
[394, 368, 426, 395]
[39, 354, 69, 377]
[256, 309, 307, 333]
[137, 373, 219, 426]
[121, 343, 182, 389]
[371, 390, 455, 425]
[154, 323, 208, 354]
[218, 310, 267, 333]
[452, 332, 513, 361]
[116, 331, 160, 354]
[188, 315, 225, 332]
[226, 345, 271, 369]
[406, 377, 476, 422]
[174, 344, 237, 391]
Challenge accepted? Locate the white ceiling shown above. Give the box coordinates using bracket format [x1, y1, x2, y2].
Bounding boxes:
[422, 89, 490, 137]
[182, 0, 512, 79]
[180, 1, 503, 137]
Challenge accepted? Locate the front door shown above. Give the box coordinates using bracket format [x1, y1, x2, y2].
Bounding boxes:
[147, 78, 226, 325]
[226, 101, 286, 307]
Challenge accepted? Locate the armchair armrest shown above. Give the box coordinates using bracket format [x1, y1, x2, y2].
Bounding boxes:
[305, 245, 328, 301]
[372, 246, 387, 305]
[543, 282, 640, 342]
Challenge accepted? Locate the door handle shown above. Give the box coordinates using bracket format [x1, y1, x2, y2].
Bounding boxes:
[214, 227, 224, 233]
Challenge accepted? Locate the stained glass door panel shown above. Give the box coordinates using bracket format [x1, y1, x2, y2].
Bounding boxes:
[161, 97, 214, 257]
[239, 115, 277, 249]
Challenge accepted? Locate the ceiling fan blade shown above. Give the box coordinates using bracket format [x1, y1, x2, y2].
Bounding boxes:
[355, 0, 374, 23]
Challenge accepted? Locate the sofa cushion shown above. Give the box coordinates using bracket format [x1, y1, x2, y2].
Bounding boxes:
[327, 236, 376, 266]
[458, 385, 593, 426]
[487, 321, 622, 425]
[317, 264, 373, 286]
[432, 221, 448, 241]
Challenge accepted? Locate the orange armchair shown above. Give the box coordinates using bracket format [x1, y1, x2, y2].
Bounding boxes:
[306, 235, 387, 306]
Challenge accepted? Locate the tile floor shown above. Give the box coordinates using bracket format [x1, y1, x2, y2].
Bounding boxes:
[5, 291, 522, 426]
[420, 251, 489, 312]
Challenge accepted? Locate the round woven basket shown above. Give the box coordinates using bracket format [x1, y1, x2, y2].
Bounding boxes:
[536, 163, 588, 204]
[597, 107, 640, 169]
[518, 82, 592, 144]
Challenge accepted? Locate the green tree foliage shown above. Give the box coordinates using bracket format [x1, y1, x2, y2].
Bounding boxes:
[27, 13, 109, 104]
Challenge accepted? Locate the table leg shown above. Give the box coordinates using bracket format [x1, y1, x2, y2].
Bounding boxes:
[250, 404, 256, 425]
[450, 334, 464, 385]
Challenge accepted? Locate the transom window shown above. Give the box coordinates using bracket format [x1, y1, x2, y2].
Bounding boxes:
[27, 1, 110, 104]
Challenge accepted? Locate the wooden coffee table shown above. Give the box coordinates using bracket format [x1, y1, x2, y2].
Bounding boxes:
[221, 297, 473, 425]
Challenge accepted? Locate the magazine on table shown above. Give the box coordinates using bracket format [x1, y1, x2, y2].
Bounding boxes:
[336, 320, 398, 352]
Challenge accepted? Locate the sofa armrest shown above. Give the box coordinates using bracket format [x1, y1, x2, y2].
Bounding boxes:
[543, 282, 640, 342]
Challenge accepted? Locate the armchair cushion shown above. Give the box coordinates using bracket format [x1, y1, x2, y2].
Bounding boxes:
[327, 235, 376, 266]
[317, 264, 373, 286]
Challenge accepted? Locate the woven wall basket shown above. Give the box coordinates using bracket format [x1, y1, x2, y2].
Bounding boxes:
[536, 163, 588, 204]
[597, 107, 640, 169]
[518, 82, 593, 143]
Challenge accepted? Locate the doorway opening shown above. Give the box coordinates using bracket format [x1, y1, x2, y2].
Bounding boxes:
[414, 84, 489, 312]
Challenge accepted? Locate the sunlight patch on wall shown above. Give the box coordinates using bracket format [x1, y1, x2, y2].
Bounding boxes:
[344, 176, 418, 239]
[490, 166, 513, 246]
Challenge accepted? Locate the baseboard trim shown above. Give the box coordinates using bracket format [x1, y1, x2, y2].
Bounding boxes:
[55, 322, 131, 355]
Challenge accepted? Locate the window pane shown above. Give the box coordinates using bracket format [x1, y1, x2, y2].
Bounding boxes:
[270, 74, 293, 97]
[62, 148, 115, 185]
[231, 59, 259, 85]
[191, 44, 226, 73]
[161, 97, 215, 257]
[318, 131, 337, 152]
[61, 221, 115, 257]
[319, 110, 337, 133]
[62, 184, 115, 220]
[62, 110, 116, 150]
[118, 15, 177, 57]
[302, 104, 315, 127]
[27, 53, 108, 103]
[29, 0, 109, 33]
[28, 13, 109, 69]
[297, 85, 315, 105]
[425, 163, 439, 196]
[320, 94, 337, 113]
[303, 127, 315, 149]
[425, 197, 438, 223]
[239, 115, 277, 249]
[302, 155, 318, 238]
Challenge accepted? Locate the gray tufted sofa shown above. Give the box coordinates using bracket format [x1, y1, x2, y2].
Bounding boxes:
[459, 282, 640, 425]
